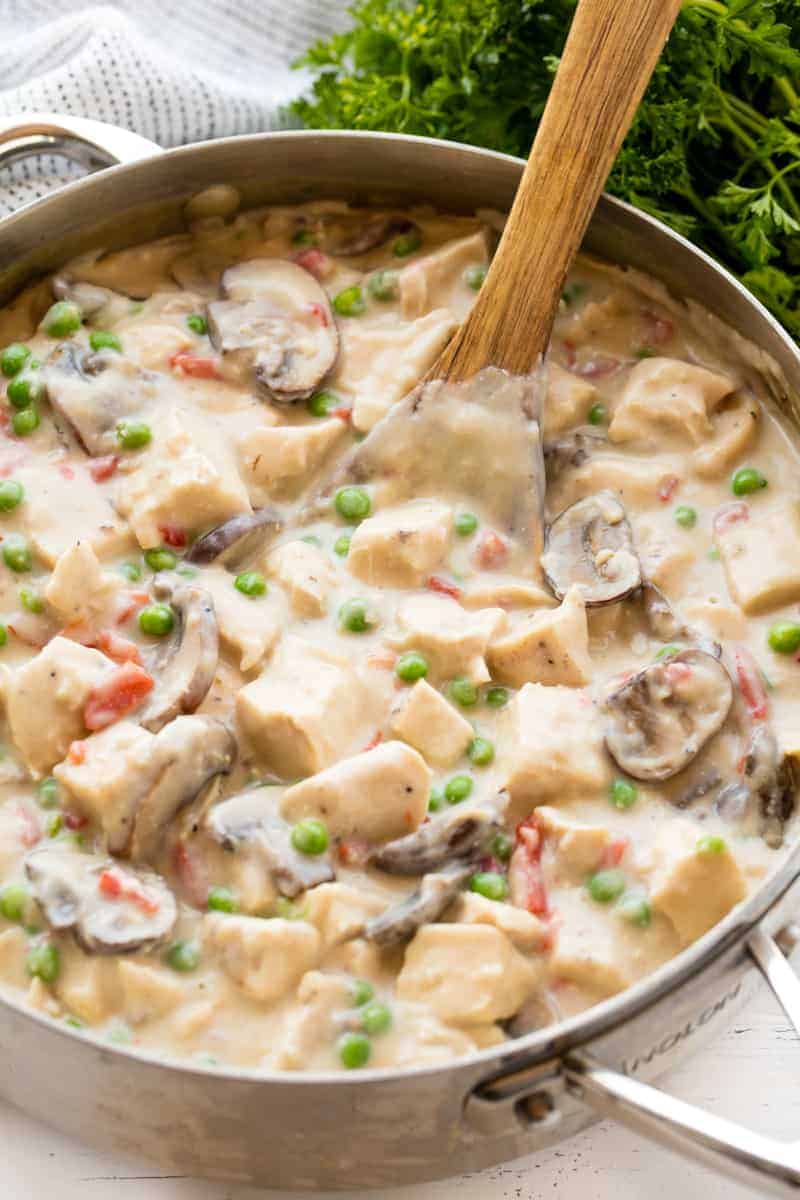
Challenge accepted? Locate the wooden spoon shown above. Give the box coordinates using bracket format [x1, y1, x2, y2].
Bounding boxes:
[431, 0, 683, 383]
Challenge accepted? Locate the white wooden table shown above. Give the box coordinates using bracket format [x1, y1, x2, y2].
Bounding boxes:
[3, 981, 794, 1200]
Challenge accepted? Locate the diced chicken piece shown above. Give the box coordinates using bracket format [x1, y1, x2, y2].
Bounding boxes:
[199, 564, 285, 672]
[399, 232, 488, 321]
[397, 923, 540, 1025]
[488, 585, 591, 688]
[536, 805, 611, 880]
[692, 394, 759, 478]
[44, 541, 118, 625]
[388, 594, 506, 684]
[0, 926, 29, 989]
[546, 452, 684, 515]
[682, 600, 747, 642]
[6, 637, 114, 777]
[648, 819, 746, 944]
[390, 679, 473, 767]
[548, 891, 632, 998]
[266, 539, 337, 618]
[237, 417, 346, 500]
[503, 683, 610, 821]
[447, 891, 547, 951]
[461, 580, 554, 610]
[237, 636, 369, 779]
[21, 462, 133, 567]
[716, 500, 800, 615]
[268, 970, 353, 1070]
[543, 364, 598, 438]
[609, 358, 735, 446]
[347, 500, 452, 588]
[117, 409, 250, 549]
[118, 959, 183, 1025]
[281, 741, 430, 842]
[335, 311, 457, 432]
[56, 954, 120, 1024]
[303, 882, 388, 950]
[635, 522, 695, 592]
[204, 913, 320, 1003]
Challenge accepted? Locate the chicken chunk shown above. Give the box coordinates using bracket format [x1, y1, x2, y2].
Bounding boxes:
[118, 959, 183, 1025]
[199, 563, 285, 671]
[44, 541, 118, 626]
[503, 683, 611, 821]
[280, 741, 430, 842]
[536, 805, 611, 880]
[545, 451, 685, 515]
[692, 393, 759, 479]
[447, 891, 547, 951]
[387, 594, 506, 685]
[488, 585, 591, 688]
[398, 232, 488, 321]
[204, 913, 320, 1003]
[647, 820, 746, 944]
[237, 636, 370, 779]
[21, 461, 132, 567]
[547, 890, 633, 998]
[56, 954, 120, 1025]
[237, 417, 346, 500]
[267, 970, 353, 1070]
[6, 636, 114, 777]
[303, 882, 388, 951]
[397, 923, 540, 1025]
[390, 679, 473, 767]
[347, 499, 453, 589]
[716, 500, 800, 615]
[543, 363, 598, 439]
[608, 357, 735, 446]
[266, 539, 337, 618]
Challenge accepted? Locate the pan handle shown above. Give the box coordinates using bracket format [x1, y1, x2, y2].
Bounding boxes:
[0, 113, 161, 173]
[564, 930, 800, 1197]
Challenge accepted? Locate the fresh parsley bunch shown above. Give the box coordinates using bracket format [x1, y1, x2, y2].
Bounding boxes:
[292, 0, 800, 336]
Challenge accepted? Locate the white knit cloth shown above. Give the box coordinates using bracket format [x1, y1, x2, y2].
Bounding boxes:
[0, 1, 349, 213]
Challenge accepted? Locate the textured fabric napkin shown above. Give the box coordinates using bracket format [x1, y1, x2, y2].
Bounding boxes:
[0, 0, 349, 214]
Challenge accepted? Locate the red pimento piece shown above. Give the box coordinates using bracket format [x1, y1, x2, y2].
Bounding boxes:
[657, 474, 680, 503]
[475, 530, 509, 570]
[307, 300, 330, 327]
[331, 406, 352, 423]
[602, 836, 630, 869]
[573, 355, 621, 379]
[427, 575, 462, 602]
[124, 885, 160, 915]
[114, 590, 151, 624]
[338, 838, 371, 868]
[83, 662, 154, 731]
[88, 454, 119, 483]
[92, 630, 143, 666]
[16, 805, 41, 848]
[561, 340, 577, 369]
[733, 645, 768, 721]
[64, 810, 88, 831]
[67, 740, 86, 765]
[642, 309, 674, 346]
[512, 815, 549, 918]
[713, 501, 749, 537]
[363, 730, 383, 752]
[158, 523, 187, 549]
[58, 464, 75, 480]
[664, 660, 692, 686]
[99, 870, 123, 899]
[169, 350, 221, 379]
[292, 248, 331, 281]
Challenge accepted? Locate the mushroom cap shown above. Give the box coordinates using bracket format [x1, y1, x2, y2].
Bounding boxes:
[42, 343, 153, 456]
[184, 506, 282, 567]
[542, 490, 642, 606]
[604, 648, 734, 781]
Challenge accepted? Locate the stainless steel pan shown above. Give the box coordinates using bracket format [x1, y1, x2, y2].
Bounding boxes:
[1, 113, 800, 1195]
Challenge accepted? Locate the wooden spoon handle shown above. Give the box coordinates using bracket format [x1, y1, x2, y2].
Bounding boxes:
[433, 0, 683, 383]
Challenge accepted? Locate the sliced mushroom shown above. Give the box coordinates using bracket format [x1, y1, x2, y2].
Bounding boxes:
[604, 648, 733, 781]
[326, 215, 418, 257]
[52, 276, 132, 323]
[364, 865, 471, 947]
[185, 507, 282, 567]
[206, 258, 339, 402]
[371, 807, 500, 876]
[543, 431, 604, 483]
[542, 491, 642, 606]
[139, 575, 218, 734]
[206, 785, 334, 897]
[25, 845, 177, 954]
[716, 725, 795, 848]
[41, 343, 153, 455]
[672, 768, 723, 810]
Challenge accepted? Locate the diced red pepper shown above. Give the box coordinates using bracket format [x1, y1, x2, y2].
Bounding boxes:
[114, 589, 151, 624]
[601, 836, 629, 869]
[64, 810, 88, 831]
[713, 501, 749, 537]
[99, 870, 123, 898]
[307, 300, 330, 327]
[68, 740, 86, 765]
[427, 575, 462, 601]
[292, 248, 331, 281]
[16, 805, 41, 848]
[657, 474, 680, 503]
[331, 406, 352, 423]
[475, 530, 509, 570]
[58, 464, 75, 480]
[169, 350, 221, 379]
[92, 630, 143, 666]
[88, 454, 119, 483]
[511, 816, 549, 917]
[99, 869, 159, 914]
[561, 339, 577, 370]
[171, 841, 209, 908]
[84, 662, 154, 731]
[733, 645, 768, 721]
[338, 838, 371, 868]
[573, 355, 622, 379]
[124, 885, 160, 915]
[363, 730, 383, 752]
[642, 309, 674, 346]
[664, 660, 692, 686]
[158, 523, 187, 548]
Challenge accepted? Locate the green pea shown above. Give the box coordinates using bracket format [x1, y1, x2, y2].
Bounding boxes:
[448, 676, 478, 707]
[656, 643, 682, 660]
[43, 300, 82, 337]
[234, 571, 267, 597]
[107, 1020, 133, 1044]
[392, 231, 422, 257]
[11, 406, 40, 436]
[485, 685, 510, 708]
[444, 774, 473, 804]
[0, 343, 30, 377]
[64, 1014, 84, 1029]
[176, 565, 197, 579]
[0, 882, 28, 922]
[491, 831, 514, 862]
[768, 621, 800, 654]
[339, 598, 373, 634]
[290, 818, 329, 856]
[468, 736, 495, 766]
[89, 331, 122, 353]
[301, 534, 323, 548]
[395, 651, 429, 682]
[0, 625, 7, 648]
[469, 871, 509, 901]
[207, 886, 237, 913]
[307, 389, 339, 417]
[138, 603, 175, 636]
[6, 376, 33, 410]
[37, 777, 60, 809]
[610, 778, 637, 810]
[731, 466, 767, 496]
[587, 868, 626, 903]
[333, 533, 352, 557]
[45, 812, 63, 838]
[166, 940, 201, 972]
[2, 534, 31, 573]
[674, 505, 697, 529]
[19, 586, 43, 614]
[696, 834, 727, 857]
[587, 402, 607, 425]
[145, 547, 178, 577]
[116, 420, 151, 450]
[273, 897, 307, 921]
[119, 560, 142, 582]
[27, 941, 60, 983]
[562, 282, 586, 306]
[333, 286, 366, 317]
[186, 313, 208, 335]
[360, 1000, 392, 1035]
[454, 511, 478, 537]
[367, 269, 399, 302]
[0, 479, 23, 512]
[291, 227, 316, 246]
[351, 978, 375, 1007]
[428, 786, 444, 813]
[463, 264, 486, 291]
[618, 895, 652, 928]
[334, 486, 371, 521]
[338, 1031, 371, 1069]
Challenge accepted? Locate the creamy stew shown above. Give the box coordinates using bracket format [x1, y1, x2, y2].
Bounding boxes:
[0, 191, 795, 1073]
